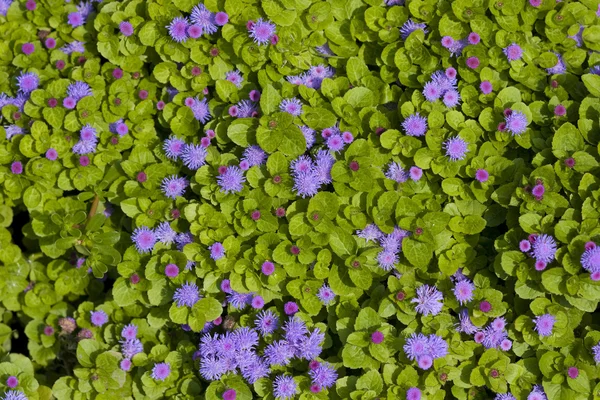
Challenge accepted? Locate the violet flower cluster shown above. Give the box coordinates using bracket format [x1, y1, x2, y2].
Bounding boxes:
[519, 233, 557, 271]
[580, 241, 600, 281]
[403, 333, 448, 370]
[197, 316, 333, 392]
[422, 68, 460, 108]
[286, 64, 335, 90]
[290, 150, 335, 198]
[167, 4, 228, 42]
[440, 31, 480, 57]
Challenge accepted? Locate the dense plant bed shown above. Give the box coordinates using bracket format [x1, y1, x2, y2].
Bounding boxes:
[1, 0, 600, 398]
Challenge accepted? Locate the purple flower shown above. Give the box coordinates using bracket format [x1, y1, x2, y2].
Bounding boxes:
[385, 161, 409, 183]
[232, 327, 259, 350]
[1, 391, 28, 400]
[505, 111, 528, 135]
[316, 42, 335, 57]
[273, 375, 298, 400]
[119, 21, 134, 36]
[402, 113, 428, 136]
[68, 11, 84, 27]
[448, 39, 468, 57]
[531, 234, 557, 263]
[482, 325, 508, 349]
[377, 250, 398, 271]
[528, 385, 547, 400]
[163, 136, 185, 160]
[181, 144, 207, 170]
[423, 82, 442, 101]
[242, 145, 266, 167]
[91, 310, 108, 326]
[217, 166, 245, 194]
[60, 41, 86, 55]
[16, 72, 39, 93]
[456, 309, 478, 334]
[295, 328, 324, 359]
[495, 394, 516, 400]
[411, 285, 443, 316]
[235, 100, 258, 118]
[475, 169, 489, 182]
[453, 279, 475, 305]
[591, 65, 600, 75]
[199, 356, 225, 381]
[443, 136, 469, 161]
[188, 97, 211, 123]
[404, 333, 429, 360]
[173, 282, 200, 307]
[317, 284, 335, 305]
[407, 388, 422, 400]
[400, 19, 428, 40]
[67, 81, 92, 101]
[293, 170, 320, 198]
[215, 12, 228, 26]
[226, 70, 244, 88]
[427, 334, 448, 358]
[167, 17, 189, 42]
[443, 89, 461, 108]
[131, 226, 156, 253]
[175, 232, 193, 250]
[249, 18, 277, 45]
[533, 314, 555, 337]
[309, 64, 335, 79]
[326, 134, 344, 152]
[209, 242, 225, 260]
[264, 340, 295, 366]
[581, 244, 600, 273]
[190, 4, 217, 35]
[431, 70, 457, 92]
[296, 126, 315, 149]
[546, 52, 566, 75]
[356, 224, 383, 242]
[309, 363, 337, 389]
[121, 338, 143, 358]
[122, 324, 137, 340]
[480, 81, 493, 94]
[503, 43, 523, 61]
[314, 150, 335, 184]
[227, 291, 253, 310]
[151, 362, 170, 381]
[592, 341, 600, 364]
[255, 310, 279, 335]
[161, 175, 188, 199]
[279, 98, 303, 116]
[154, 222, 177, 245]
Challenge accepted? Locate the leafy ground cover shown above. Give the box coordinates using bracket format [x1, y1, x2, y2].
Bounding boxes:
[1, 0, 600, 399]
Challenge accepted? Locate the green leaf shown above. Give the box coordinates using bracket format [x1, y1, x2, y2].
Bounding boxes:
[403, 238, 432, 268]
[582, 74, 600, 97]
[260, 84, 282, 115]
[77, 339, 102, 368]
[329, 228, 357, 257]
[552, 123, 584, 153]
[354, 308, 381, 331]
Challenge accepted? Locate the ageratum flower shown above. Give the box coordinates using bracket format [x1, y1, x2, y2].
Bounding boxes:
[155, 221, 177, 245]
[385, 161, 409, 183]
[121, 324, 137, 340]
[495, 394, 517, 400]
[317, 284, 335, 305]
[1, 391, 28, 400]
[546, 52, 566, 75]
[503, 43, 523, 61]
[309, 363, 337, 389]
[273, 375, 298, 400]
[592, 341, 600, 364]
[217, 166, 245, 194]
[173, 282, 200, 307]
[443, 136, 469, 161]
[163, 136, 186, 160]
[208, 242, 225, 260]
[294, 328, 324, 360]
[188, 97, 211, 123]
[407, 388, 422, 400]
[402, 113, 428, 136]
[90, 310, 108, 326]
[242, 145, 266, 167]
[356, 224, 383, 242]
[190, 4, 217, 35]
[528, 385, 547, 400]
[234, 100, 257, 118]
[255, 310, 279, 335]
[60, 41, 86, 54]
[249, 18, 276, 45]
[225, 70, 244, 88]
[67, 81, 92, 101]
[400, 19, 428, 40]
[531, 234, 557, 264]
[264, 340, 295, 366]
[505, 110, 528, 135]
[316, 42, 335, 57]
[120, 338, 143, 359]
[581, 243, 600, 274]
[456, 309, 479, 334]
[453, 279, 475, 305]
[411, 285, 443, 316]
[403, 333, 429, 360]
[314, 150, 335, 184]
[181, 144, 207, 170]
[279, 98, 303, 116]
[533, 314, 555, 337]
[167, 17, 189, 42]
[151, 362, 170, 381]
[161, 175, 188, 199]
[131, 226, 156, 253]
[293, 170, 320, 198]
[4, 125, 25, 141]
[16, 72, 39, 93]
[227, 291, 252, 309]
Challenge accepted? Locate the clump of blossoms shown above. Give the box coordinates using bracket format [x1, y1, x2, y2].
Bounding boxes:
[287, 64, 335, 90]
[403, 333, 448, 370]
[422, 68, 460, 108]
[519, 234, 557, 270]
